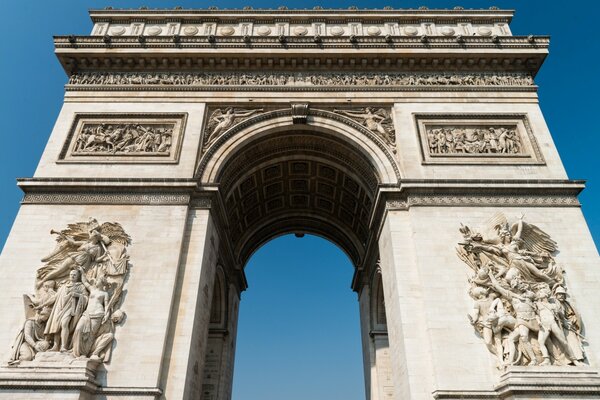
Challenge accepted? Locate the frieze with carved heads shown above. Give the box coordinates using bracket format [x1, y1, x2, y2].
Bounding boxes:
[8, 218, 131, 365]
[456, 213, 586, 368]
[60, 114, 186, 163]
[68, 71, 534, 89]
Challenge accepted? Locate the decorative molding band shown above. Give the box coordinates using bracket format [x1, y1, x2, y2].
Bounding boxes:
[190, 196, 212, 209]
[56, 35, 547, 50]
[385, 194, 580, 209]
[21, 192, 191, 205]
[66, 72, 534, 92]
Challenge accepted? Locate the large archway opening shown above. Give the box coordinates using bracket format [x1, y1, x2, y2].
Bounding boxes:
[232, 234, 364, 400]
[196, 114, 396, 400]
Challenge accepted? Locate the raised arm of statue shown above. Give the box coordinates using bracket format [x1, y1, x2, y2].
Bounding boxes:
[487, 272, 520, 301]
[234, 108, 263, 118]
[78, 267, 93, 292]
[513, 215, 524, 240]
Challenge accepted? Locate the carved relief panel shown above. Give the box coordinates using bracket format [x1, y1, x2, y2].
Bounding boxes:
[415, 114, 544, 165]
[59, 113, 187, 163]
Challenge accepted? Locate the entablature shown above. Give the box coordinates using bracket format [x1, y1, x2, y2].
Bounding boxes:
[55, 35, 548, 76]
[53, 8, 550, 76]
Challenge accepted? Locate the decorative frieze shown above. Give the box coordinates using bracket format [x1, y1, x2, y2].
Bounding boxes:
[59, 113, 187, 163]
[415, 114, 544, 165]
[22, 192, 191, 205]
[67, 71, 534, 89]
[385, 194, 580, 210]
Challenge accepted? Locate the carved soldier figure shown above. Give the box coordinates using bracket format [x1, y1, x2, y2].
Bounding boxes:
[535, 286, 581, 365]
[8, 308, 51, 364]
[487, 273, 539, 365]
[554, 286, 585, 363]
[44, 269, 88, 352]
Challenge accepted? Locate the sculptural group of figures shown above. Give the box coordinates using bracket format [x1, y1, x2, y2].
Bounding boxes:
[427, 126, 521, 155]
[68, 71, 534, 87]
[73, 123, 173, 155]
[457, 213, 586, 368]
[8, 218, 131, 365]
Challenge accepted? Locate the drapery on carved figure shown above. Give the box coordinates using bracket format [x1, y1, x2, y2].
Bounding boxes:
[426, 126, 522, 155]
[8, 218, 131, 365]
[457, 213, 586, 368]
[73, 123, 173, 155]
[333, 107, 395, 147]
[204, 107, 264, 147]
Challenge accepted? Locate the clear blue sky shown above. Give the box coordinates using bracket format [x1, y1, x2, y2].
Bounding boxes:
[0, 1, 598, 399]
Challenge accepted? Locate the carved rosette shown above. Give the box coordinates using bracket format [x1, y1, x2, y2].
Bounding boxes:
[8, 218, 131, 365]
[457, 213, 586, 368]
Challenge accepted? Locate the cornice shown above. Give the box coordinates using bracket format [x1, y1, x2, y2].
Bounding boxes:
[54, 35, 548, 76]
[378, 179, 585, 211]
[89, 8, 514, 22]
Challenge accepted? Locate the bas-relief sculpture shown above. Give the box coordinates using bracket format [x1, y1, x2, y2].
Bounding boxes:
[73, 123, 174, 155]
[8, 218, 130, 365]
[426, 125, 522, 155]
[457, 213, 586, 369]
[68, 71, 534, 87]
[333, 107, 396, 148]
[204, 107, 264, 148]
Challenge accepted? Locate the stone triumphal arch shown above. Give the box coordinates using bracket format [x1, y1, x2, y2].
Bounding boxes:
[1, 6, 600, 400]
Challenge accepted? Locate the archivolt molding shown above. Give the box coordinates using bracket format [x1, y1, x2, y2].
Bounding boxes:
[196, 106, 401, 184]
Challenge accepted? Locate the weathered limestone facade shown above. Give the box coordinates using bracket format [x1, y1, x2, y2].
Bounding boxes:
[1, 7, 600, 400]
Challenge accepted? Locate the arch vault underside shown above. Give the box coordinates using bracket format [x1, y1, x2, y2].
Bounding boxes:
[1, 6, 600, 400]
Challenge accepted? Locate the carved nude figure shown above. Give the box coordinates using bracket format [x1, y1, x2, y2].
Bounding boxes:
[487, 273, 539, 365]
[72, 270, 110, 358]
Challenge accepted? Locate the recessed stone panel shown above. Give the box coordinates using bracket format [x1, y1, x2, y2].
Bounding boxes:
[59, 113, 187, 164]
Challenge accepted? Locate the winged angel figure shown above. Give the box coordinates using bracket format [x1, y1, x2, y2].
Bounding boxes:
[203, 107, 264, 148]
[333, 107, 396, 147]
[456, 213, 585, 368]
[8, 218, 131, 364]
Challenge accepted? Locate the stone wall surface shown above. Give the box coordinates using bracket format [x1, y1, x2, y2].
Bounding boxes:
[0, 204, 189, 391]
[380, 206, 600, 399]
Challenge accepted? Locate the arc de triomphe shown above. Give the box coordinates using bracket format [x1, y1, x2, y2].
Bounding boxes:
[1, 7, 600, 400]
